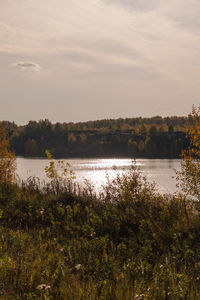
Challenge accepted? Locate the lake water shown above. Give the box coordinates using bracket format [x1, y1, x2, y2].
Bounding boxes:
[16, 158, 181, 194]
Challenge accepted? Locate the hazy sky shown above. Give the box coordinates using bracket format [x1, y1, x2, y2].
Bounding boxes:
[0, 0, 200, 124]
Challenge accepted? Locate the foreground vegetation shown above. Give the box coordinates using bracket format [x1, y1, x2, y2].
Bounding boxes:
[1, 170, 200, 299]
[1, 108, 200, 299]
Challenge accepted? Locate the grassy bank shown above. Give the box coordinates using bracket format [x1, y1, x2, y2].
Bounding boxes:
[1, 166, 200, 299]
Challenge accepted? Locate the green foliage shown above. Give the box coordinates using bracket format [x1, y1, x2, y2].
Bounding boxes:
[0, 162, 200, 298]
[1, 108, 200, 298]
[6, 116, 188, 158]
[25, 139, 39, 157]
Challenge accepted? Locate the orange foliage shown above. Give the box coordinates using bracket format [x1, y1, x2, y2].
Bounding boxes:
[0, 123, 16, 183]
[177, 106, 200, 199]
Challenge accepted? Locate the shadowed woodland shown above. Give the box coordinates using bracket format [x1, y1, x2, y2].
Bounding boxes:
[3, 116, 189, 158]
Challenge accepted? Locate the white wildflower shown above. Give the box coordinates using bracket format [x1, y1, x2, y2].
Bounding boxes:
[75, 264, 82, 270]
[37, 284, 51, 290]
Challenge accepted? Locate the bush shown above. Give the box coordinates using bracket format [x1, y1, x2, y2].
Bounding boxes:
[0, 123, 16, 183]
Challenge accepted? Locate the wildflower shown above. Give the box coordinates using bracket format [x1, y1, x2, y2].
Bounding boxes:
[37, 284, 51, 290]
[75, 264, 82, 270]
[123, 263, 129, 270]
[168, 292, 172, 296]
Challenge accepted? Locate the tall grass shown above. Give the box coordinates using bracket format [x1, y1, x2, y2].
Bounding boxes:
[0, 166, 200, 299]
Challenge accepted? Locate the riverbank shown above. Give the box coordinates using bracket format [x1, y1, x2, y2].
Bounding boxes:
[1, 166, 200, 299]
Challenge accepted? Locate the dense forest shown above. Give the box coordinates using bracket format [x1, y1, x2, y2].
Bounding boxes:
[2, 115, 189, 158]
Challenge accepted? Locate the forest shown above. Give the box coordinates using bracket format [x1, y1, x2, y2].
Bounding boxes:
[3, 115, 189, 158]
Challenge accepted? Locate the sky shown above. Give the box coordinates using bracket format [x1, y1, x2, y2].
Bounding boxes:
[0, 0, 200, 124]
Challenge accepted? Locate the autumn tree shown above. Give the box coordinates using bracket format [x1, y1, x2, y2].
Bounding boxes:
[128, 139, 138, 154]
[177, 106, 200, 200]
[0, 123, 16, 183]
[45, 150, 75, 192]
[79, 133, 87, 145]
[168, 124, 174, 133]
[149, 125, 157, 137]
[68, 132, 77, 147]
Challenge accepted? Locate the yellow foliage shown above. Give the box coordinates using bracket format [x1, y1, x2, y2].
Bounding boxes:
[0, 123, 16, 183]
[177, 106, 200, 199]
[45, 150, 75, 185]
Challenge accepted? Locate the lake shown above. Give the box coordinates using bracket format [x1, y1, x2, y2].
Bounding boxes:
[16, 158, 181, 194]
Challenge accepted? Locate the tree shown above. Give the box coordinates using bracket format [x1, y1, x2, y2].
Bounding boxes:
[128, 139, 138, 155]
[138, 140, 145, 154]
[140, 124, 147, 135]
[149, 125, 157, 137]
[45, 150, 75, 192]
[25, 138, 39, 156]
[80, 133, 87, 145]
[177, 106, 200, 201]
[68, 133, 77, 147]
[168, 124, 174, 133]
[0, 123, 16, 183]
[144, 136, 157, 156]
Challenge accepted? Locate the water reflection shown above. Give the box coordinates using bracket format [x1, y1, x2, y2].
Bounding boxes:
[16, 158, 181, 194]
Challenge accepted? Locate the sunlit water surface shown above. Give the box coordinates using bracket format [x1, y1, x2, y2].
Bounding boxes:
[16, 158, 181, 194]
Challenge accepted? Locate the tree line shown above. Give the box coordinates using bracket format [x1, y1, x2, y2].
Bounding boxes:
[2, 115, 190, 158]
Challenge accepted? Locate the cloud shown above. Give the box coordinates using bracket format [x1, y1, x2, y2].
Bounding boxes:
[102, 0, 200, 33]
[12, 61, 41, 71]
[0, 0, 199, 123]
[102, 0, 160, 11]
[163, 1, 200, 33]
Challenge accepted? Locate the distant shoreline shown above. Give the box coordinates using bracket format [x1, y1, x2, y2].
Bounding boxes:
[3, 117, 188, 159]
[16, 155, 182, 160]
